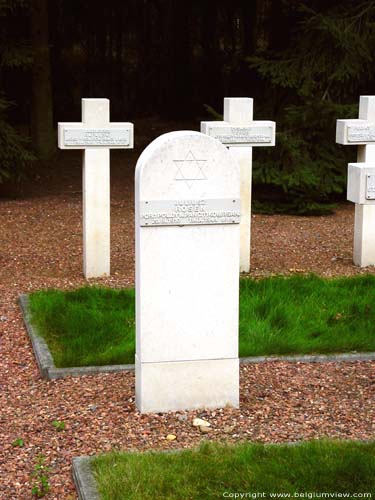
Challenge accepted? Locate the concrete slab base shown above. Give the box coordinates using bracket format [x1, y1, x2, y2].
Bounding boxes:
[135, 355, 239, 413]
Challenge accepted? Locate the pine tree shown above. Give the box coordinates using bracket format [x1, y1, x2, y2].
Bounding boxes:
[249, 1, 375, 214]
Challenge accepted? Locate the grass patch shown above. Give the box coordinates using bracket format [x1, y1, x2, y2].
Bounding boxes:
[91, 440, 375, 500]
[29, 287, 135, 366]
[239, 274, 375, 357]
[28, 275, 375, 367]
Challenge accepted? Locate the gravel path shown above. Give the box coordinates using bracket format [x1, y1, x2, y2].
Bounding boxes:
[1, 157, 374, 499]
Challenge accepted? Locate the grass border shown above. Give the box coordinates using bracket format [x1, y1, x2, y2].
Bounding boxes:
[19, 293, 375, 381]
[73, 439, 375, 500]
[19, 294, 134, 379]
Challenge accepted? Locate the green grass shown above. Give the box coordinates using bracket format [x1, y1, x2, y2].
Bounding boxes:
[28, 275, 375, 367]
[239, 274, 375, 357]
[91, 440, 375, 500]
[29, 287, 135, 366]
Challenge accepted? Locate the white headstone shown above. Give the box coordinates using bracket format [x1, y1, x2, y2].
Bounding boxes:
[336, 96, 375, 267]
[135, 131, 240, 413]
[58, 98, 134, 278]
[201, 97, 276, 273]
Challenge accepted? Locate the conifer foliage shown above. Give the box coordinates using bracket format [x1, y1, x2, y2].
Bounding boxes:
[0, 0, 34, 183]
[0, 0, 375, 209]
[250, 2, 375, 213]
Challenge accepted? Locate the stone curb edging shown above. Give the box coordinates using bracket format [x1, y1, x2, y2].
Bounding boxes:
[72, 456, 100, 500]
[19, 294, 55, 379]
[19, 294, 375, 381]
[241, 352, 375, 363]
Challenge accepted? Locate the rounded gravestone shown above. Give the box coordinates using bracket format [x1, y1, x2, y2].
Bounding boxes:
[135, 131, 240, 413]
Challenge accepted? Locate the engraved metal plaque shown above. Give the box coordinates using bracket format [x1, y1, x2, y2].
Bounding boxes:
[140, 199, 240, 227]
[64, 128, 130, 147]
[366, 174, 375, 200]
[348, 125, 375, 143]
[208, 125, 273, 145]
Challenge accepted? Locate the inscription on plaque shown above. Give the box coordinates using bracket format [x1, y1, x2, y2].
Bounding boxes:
[140, 199, 240, 227]
[348, 125, 375, 143]
[208, 126, 273, 145]
[366, 174, 375, 200]
[64, 128, 130, 146]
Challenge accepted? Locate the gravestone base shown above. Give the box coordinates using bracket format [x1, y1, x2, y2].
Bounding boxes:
[135, 355, 239, 413]
[354, 204, 375, 267]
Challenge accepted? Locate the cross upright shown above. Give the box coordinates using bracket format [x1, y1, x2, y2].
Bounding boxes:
[58, 98, 134, 278]
[336, 96, 375, 267]
[201, 97, 276, 273]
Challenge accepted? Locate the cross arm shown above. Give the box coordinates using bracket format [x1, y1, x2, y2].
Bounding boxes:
[201, 120, 276, 147]
[58, 122, 134, 149]
[336, 119, 375, 145]
[347, 162, 375, 204]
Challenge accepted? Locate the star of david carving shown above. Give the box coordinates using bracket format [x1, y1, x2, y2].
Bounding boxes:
[173, 150, 207, 189]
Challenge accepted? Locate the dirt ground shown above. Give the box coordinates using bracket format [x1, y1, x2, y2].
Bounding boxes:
[0, 120, 374, 499]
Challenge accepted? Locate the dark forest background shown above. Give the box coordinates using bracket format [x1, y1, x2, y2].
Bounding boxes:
[1, 0, 375, 213]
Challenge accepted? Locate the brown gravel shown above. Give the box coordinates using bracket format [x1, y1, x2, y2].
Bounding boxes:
[1, 131, 375, 498]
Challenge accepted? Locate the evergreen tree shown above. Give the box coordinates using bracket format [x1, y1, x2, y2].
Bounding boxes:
[250, 1, 375, 214]
[0, 0, 34, 183]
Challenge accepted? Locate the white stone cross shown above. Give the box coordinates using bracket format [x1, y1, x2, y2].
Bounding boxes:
[201, 97, 276, 273]
[58, 98, 134, 278]
[336, 96, 375, 267]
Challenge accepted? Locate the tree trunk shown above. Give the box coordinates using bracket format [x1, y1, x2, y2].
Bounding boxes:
[201, 0, 223, 106]
[254, 0, 272, 53]
[30, 0, 55, 158]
